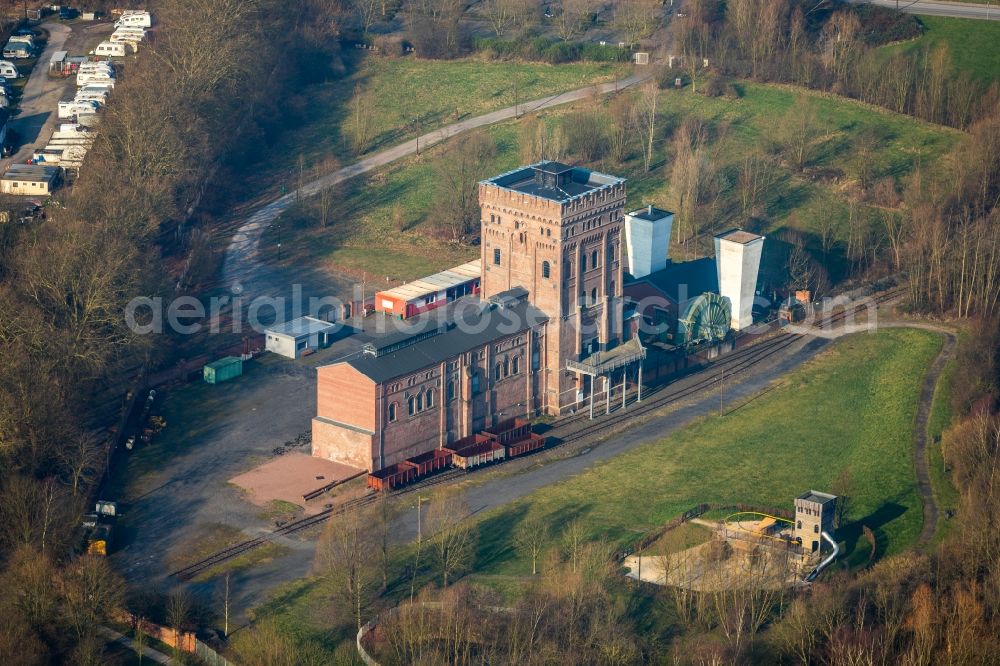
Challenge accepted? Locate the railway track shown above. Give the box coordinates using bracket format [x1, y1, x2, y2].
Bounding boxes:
[170, 287, 906, 581]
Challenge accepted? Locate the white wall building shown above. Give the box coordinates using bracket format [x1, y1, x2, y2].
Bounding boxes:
[714, 229, 765, 331]
[265, 316, 340, 359]
[624, 205, 674, 279]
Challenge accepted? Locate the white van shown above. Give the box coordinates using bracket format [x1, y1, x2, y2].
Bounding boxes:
[77, 72, 115, 87]
[115, 12, 152, 28]
[94, 41, 128, 57]
[58, 100, 99, 119]
[0, 61, 17, 78]
[80, 81, 114, 91]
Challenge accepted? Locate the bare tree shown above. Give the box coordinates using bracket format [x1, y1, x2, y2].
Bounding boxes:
[553, 0, 598, 41]
[437, 131, 497, 241]
[512, 513, 548, 575]
[613, 0, 662, 45]
[315, 503, 378, 629]
[425, 487, 477, 587]
[353, 0, 381, 32]
[347, 85, 376, 155]
[635, 81, 659, 172]
[780, 95, 819, 172]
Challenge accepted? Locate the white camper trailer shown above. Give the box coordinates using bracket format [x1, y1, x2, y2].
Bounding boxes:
[58, 100, 99, 119]
[0, 60, 19, 78]
[77, 72, 115, 87]
[115, 11, 152, 28]
[94, 41, 128, 58]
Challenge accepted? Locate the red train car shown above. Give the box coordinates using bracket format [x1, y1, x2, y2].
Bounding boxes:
[484, 418, 532, 445]
[409, 448, 453, 476]
[506, 433, 546, 458]
[451, 437, 506, 470]
[367, 461, 417, 491]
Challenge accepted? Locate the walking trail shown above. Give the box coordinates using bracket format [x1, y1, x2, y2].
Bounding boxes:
[220, 72, 649, 292]
[885, 322, 958, 547]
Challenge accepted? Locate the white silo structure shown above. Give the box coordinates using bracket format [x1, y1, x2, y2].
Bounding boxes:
[714, 229, 765, 331]
[624, 205, 674, 279]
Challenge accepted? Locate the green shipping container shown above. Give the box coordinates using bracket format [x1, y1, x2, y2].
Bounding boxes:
[203, 356, 243, 384]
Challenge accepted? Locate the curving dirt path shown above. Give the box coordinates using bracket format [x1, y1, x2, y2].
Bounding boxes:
[888, 322, 957, 547]
[220, 72, 649, 294]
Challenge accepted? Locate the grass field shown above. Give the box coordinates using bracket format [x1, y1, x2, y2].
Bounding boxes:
[247, 328, 942, 659]
[259, 57, 616, 175]
[270, 80, 958, 282]
[883, 15, 1000, 82]
[473, 328, 942, 575]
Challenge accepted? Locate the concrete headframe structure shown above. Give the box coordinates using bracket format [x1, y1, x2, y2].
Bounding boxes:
[714, 229, 765, 331]
[624, 205, 674, 279]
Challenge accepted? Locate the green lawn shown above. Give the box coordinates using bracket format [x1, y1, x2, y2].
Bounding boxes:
[882, 15, 1000, 82]
[473, 328, 942, 575]
[271, 80, 957, 283]
[259, 57, 615, 176]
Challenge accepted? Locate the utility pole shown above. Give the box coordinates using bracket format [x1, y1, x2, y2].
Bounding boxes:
[223, 572, 230, 637]
[514, 74, 519, 119]
[719, 365, 725, 414]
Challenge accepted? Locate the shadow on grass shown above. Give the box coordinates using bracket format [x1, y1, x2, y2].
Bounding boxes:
[838, 500, 908, 568]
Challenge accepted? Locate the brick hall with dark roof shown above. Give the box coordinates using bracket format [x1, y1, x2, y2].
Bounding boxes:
[311, 162, 765, 474]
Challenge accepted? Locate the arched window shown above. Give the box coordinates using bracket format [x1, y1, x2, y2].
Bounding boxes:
[797, 520, 802, 530]
[581, 254, 587, 272]
[408, 397, 415, 416]
[494, 363, 502, 381]
[566, 259, 572, 276]
[512, 356, 520, 375]
[388, 402, 397, 422]
[493, 248, 501, 265]
[425, 389, 434, 409]
[447, 380, 455, 401]
[542, 261, 550, 279]
[591, 288, 597, 303]
[814, 524, 819, 534]
[591, 250, 599, 268]
[471, 373, 480, 394]
[415, 393, 423, 412]
[503, 357, 510, 377]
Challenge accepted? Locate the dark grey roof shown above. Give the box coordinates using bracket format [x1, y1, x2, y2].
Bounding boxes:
[345, 295, 548, 383]
[627, 257, 719, 305]
[797, 490, 837, 504]
[628, 205, 673, 222]
[483, 161, 624, 203]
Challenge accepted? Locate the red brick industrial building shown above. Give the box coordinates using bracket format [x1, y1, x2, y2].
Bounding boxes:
[313, 162, 647, 472]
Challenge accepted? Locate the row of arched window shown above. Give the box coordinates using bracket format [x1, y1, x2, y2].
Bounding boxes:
[387, 388, 435, 422]
[493, 355, 521, 381]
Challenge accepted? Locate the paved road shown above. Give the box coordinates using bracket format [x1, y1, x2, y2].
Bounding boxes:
[1, 23, 71, 173]
[98, 626, 172, 665]
[849, 0, 1000, 20]
[221, 72, 650, 295]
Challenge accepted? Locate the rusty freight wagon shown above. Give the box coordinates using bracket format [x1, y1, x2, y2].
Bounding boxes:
[506, 432, 546, 458]
[484, 417, 532, 445]
[367, 461, 418, 491]
[450, 436, 506, 470]
[409, 447, 453, 476]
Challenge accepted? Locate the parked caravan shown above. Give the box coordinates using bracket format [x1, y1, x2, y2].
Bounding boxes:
[77, 72, 115, 87]
[115, 11, 152, 27]
[94, 41, 128, 57]
[110, 32, 143, 46]
[80, 81, 114, 92]
[74, 91, 107, 106]
[78, 62, 115, 72]
[58, 100, 99, 119]
[8, 35, 34, 46]
[0, 61, 19, 78]
[3, 42, 31, 59]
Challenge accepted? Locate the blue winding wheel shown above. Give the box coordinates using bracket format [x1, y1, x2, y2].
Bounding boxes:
[676, 293, 731, 346]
